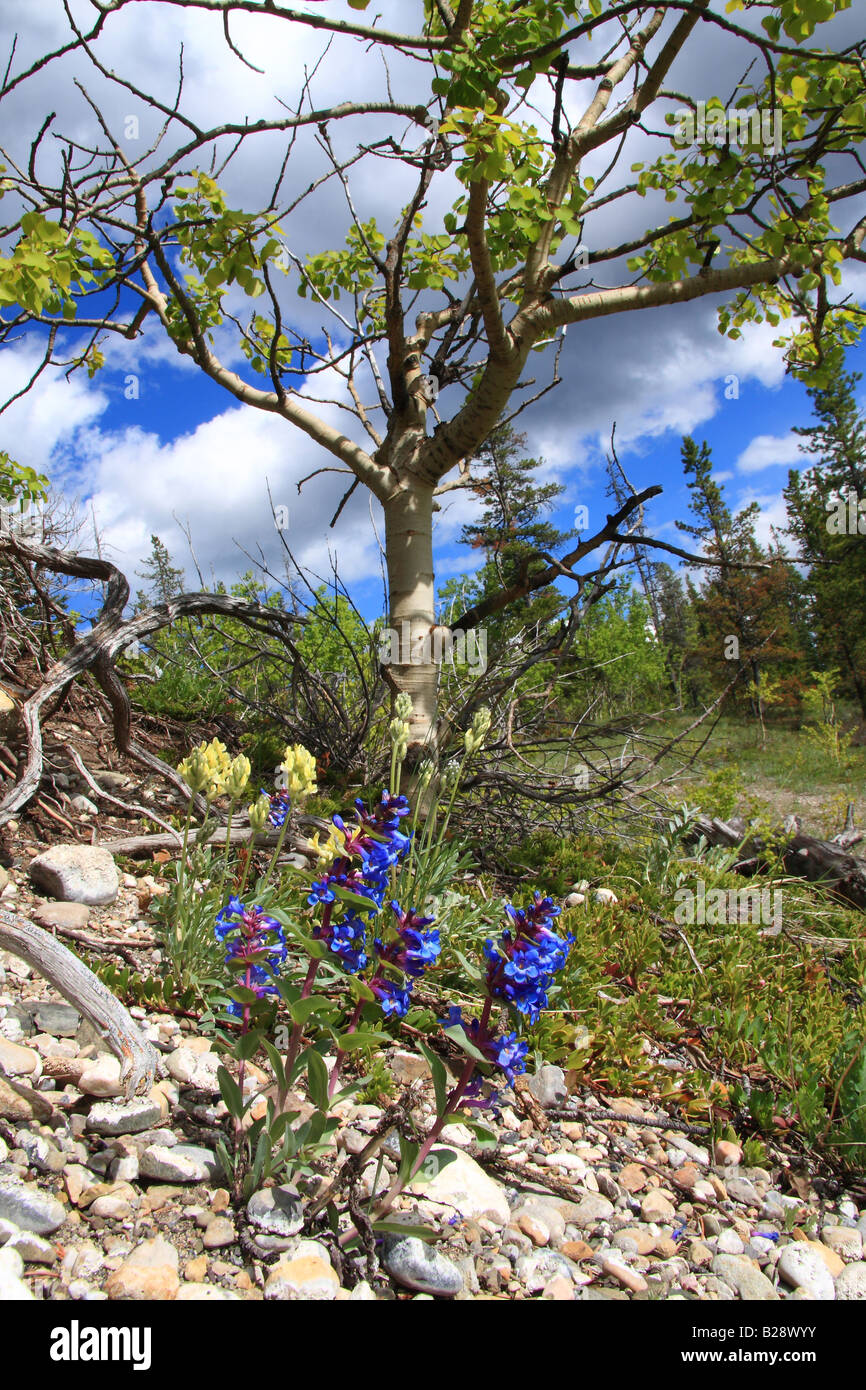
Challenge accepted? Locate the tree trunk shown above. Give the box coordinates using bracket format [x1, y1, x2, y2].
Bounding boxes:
[383, 483, 439, 756]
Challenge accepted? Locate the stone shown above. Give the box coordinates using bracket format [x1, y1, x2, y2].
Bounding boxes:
[725, 1176, 761, 1207]
[778, 1244, 835, 1300]
[564, 892, 586, 908]
[515, 1248, 580, 1293]
[70, 795, 99, 816]
[611, 1227, 656, 1256]
[593, 888, 618, 904]
[618, 1163, 648, 1193]
[0, 1246, 33, 1301]
[29, 845, 118, 905]
[560, 1240, 595, 1262]
[246, 1185, 304, 1238]
[516, 1212, 550, 1247]
[513, 1196, 566, 1245]
[104, 1236, 180, 1301]
[597, 1256, 648, 1293]
[389, 1049, 431, 1084]
[0, 1177, 65, 1235]
[821, 1225, 863, 1262]
[570, 1192, 614, 1226]
[542, 1274, 574, 1300]
[41, 1056, 89, 1086]
[139, 1144, 222, 1184]
[176, 1284, 241, 1301]
[804, 1240, 844, 1278]
[717, 1229, 745, 1256]
[408, 1147, 510, 1226]
[0, 1039, 40, 1076]
[0, 1076, 47, 1122]
[5, 1230, 54, 1263]
[712, 1253, 779, 1301]
[202, 1217, 236, 1249]
[528, 1065, 567, 1109]
[265, 1255, 340, 1301]
[78, 1056, 124, 1097]
[714, 1140, 743, 1166]
[86, 1096, 164, 1135]
[835, 1262, 866, 1299]
[31, 902, 91, 931]
[383, 1235, 464, 1296]
[641, 1189, 677, 1223]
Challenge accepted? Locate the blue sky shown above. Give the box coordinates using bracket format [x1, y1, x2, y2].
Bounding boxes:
[1, 1, 865, 627]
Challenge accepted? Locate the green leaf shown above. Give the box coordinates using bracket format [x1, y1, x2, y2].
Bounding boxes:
[217, 1064, 245, 1120]
[444, 1114, 497, 1146]
[443, 1023, 489, 1066]
[335, 1029, 391, 1052]
[305, 1048, 330, 1111]
[398, 1134, 419, 1185]
[290, 994, 339, 1026]
[417, 1040, 449, 1117]
[370, 1219, 439, 1242]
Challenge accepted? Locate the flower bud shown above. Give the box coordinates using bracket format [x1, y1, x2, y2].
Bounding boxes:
[248, 793, 270, 832]
[394, 692, 413, 721]
[224, 754, 251, 799]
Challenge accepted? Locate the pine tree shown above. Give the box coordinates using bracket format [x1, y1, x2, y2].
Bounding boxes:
[785, 371, 866, 716]
[676, 437, 804, 726]
[135, 535, 186, 609]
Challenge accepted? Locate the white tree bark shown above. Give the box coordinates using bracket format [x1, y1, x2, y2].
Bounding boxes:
[384, 483, 439, 754]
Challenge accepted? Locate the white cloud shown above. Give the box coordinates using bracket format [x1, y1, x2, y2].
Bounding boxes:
[736, 432, 802, 474]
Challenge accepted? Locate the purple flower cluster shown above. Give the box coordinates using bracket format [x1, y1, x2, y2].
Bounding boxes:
[265, 788, 292, 828]
[483, 891, 573, 1024]
[308, 792, 439, 1015]
[215, 896, 287, 1019]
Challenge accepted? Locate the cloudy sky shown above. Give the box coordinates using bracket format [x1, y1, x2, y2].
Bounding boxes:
[1, 0, 865, 619]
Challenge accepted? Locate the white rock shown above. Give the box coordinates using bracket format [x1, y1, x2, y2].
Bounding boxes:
[778, 1244, 835, 1300]
[408, 1146, 510, 1226]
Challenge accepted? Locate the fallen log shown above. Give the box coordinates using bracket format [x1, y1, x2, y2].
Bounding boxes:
[0, 908, 158, 1097]
[688, 814, 866, 912]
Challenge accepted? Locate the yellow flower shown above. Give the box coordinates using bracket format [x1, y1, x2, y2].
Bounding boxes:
[224, 754, 251, 799]
[248, 793, 270, 832]
[280, 743, 317, 800]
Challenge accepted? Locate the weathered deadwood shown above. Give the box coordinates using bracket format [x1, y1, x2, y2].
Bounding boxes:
[100, 814, 327, 858]
[0, 533, 303, 828]
[0, 908, 158, 1097]
[689, 814, 866, 912]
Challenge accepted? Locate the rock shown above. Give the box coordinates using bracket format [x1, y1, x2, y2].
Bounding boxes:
[408, 1147, 510, 1226]
[835, 1263, 866, 1299]
[139, 1144, 222, 1184]
[202, 1217, 236, 1249]
[597, 1256, 648, 1293]
[31, 902, 92, 931]
[175, 1284, 241, 1301]
[246, 1185, 304, 1239]
[0, 1039, 40, 1076]
[714, 1140, 743, 1166]
[717, 1229, 745, 1256]
[86, 1096, 164, 1135]
[542, 1274, 574, 1300]
[821, 1226, 863, 1262]
[41, 1056, 89, 1086]
[528, 1065, 567, 1109]
[611, 1227, 656, 1256]
[265, 1255, 340, 1301]
[564, 892, 586, 908]
[78, 1056, 124, 1097]
[70, 795, 99, 816]
[516, 1212, 550, 1247]
[5, 1230, 54, 1263]
[514, 1196, 566, 1245]
[0, 1177, 66, 1235]
[725, 1176, 761, 1207]
[0, 1076, 49, 1122]
[712, 1254, 779, 1301]
[804, 1240, 844, 1278]
[777, 1244, 835, 1300]
[593, 888, 618, 904]
[383, 1236, 464, 1297]
[31, 1003, 80, 1036]
[515, 1249, 579, 1293]
[104, 1236, 180, 1301]
[640, 1189, 677, 1223]
[0, 1247, 33, 1301]
[570, 1193, 614, 1226]
[389, 1050, 430, 1085]
[618, 1163, 648, 1193]
[29, 845, 118, 905]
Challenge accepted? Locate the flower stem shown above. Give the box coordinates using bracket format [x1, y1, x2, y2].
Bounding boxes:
[328, 998, 363, 1099]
